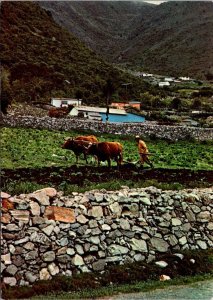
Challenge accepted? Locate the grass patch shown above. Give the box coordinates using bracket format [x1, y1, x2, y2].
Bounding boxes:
[1, 178, 186, 196]
[1, 127, 213, 170]
[1, 180, 48, 195]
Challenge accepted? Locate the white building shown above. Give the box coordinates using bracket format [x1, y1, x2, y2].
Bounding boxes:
[158, 81, 170, 87]
[179, 77, 191, 81]
[51, 98, 82, 108]
[164, 77, 174, 82]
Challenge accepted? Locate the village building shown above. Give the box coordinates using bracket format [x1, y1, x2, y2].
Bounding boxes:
[111, 101, 141, 110]
[69, 105, 126, 121]
[51, 98, 82, 107]
[158, 81, 170, 87]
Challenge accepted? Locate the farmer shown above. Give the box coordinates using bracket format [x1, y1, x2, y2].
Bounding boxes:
[135, 135, 153, 168]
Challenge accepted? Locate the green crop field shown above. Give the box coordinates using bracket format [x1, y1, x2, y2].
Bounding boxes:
[1, 127, 213, 170]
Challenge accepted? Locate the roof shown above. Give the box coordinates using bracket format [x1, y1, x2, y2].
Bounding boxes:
[77, 106, 127, 115]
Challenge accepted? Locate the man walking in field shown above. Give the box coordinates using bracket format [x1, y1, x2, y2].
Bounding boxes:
[135, 135, 153, 168]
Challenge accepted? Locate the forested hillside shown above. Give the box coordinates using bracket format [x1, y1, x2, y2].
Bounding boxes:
[0, 1, 148, 105]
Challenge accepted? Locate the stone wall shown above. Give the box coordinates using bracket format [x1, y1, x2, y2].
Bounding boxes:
[1, 186, 213, 286]
[2, 115, 213, 141]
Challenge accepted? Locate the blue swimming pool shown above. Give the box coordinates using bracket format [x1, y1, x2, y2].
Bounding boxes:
[100, 113, 145, 123]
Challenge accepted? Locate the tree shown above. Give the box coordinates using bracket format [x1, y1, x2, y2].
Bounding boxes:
[103, 79, 115, 122]
[0, 67, 12, 114]
[171, 97, 182, 110]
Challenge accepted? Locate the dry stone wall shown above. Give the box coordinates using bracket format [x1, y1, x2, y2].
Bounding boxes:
[1, 186, 213, 286]
[2, 115, 213, 141]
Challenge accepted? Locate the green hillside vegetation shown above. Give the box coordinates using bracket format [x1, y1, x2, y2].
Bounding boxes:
[0, 1, 150, 105]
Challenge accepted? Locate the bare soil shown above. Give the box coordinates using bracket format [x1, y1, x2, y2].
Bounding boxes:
[1, 165, 213, 189]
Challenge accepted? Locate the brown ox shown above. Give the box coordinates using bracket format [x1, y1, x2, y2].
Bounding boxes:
[62, 135, 98, 163]
[62, 137, 96, 164]
[74, 135, 98, 143]
[87, 141, 123, 168]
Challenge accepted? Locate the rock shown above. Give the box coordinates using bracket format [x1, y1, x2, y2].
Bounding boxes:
[67, 248, 75, 256]
[48, 262, 60, 276]
[1, 191, 11, 199]
[25, 272, 38, 283]
[12, 255, 24, 267]
[39, 268, 51, 280]
[207, 222, 213, 230]
[30, 201, 40, 216]
[139, 197, 151, 206]
[3, 277, 17, 286]
[109, 202, 122, 216]
[25, 250, 38, 260]
[60, 238, 69, 246]
[14, 237, 29, 245]
[197, 240, 207, 250]
[155, 261, 168, 268]
[2, 199, 14, 211]
[42, 187, 57, 198]
[94, 193, 104, 202]
[134, 254, 145, 262]
[42, 224, 54, 236]
[171, 218, 182, 226]
[92, 259, 106, 271]
[31, 190, 50, 206]
[179, 236, 187, 245]
[44, 206, 75, 223]
[167, 235, 178, 246]
[89, 220, 98, 228]
[108, 244, 129, 255]
[10, 210, 30, 223]
[120, 219, 131, 230]
[102, 224, 111, 231]
[5, 264, 18, 275]
[89, 236, 100, 245]
[197, 211, 211, 222]
[23, 242, 35, 250]
[77, 214, 88, 224]
[1, 213, 11, 224]
[2, 253, 11, 265]
[57, 254, 71, 263]
[174, 253, 184, 260]
[72, 254, 84, 266]
[30, 231, 51, 245]
[191, 205, 201, 214]
[185, 209, 196, 222]
[32, 216, 46, 224]
[130, 239, 148, 253]
[159, 274, 171, 281]
[150, 238, 169, 253]
[9, 245, 16, 254]
[75, 244, 84, 255]
[43, 251, 56, 262]
[88, 206, 103, 218]
[6, 224, 20, 231]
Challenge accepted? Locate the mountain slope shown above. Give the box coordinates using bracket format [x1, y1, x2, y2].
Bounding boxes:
[39, 1, 213, 79]
[120, 1, 213, 79]
[0, 1, 147, 104]
[39, 1, 154, 62]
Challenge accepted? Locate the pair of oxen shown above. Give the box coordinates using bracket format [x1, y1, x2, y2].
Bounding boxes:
[62, 135, 123, 168]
